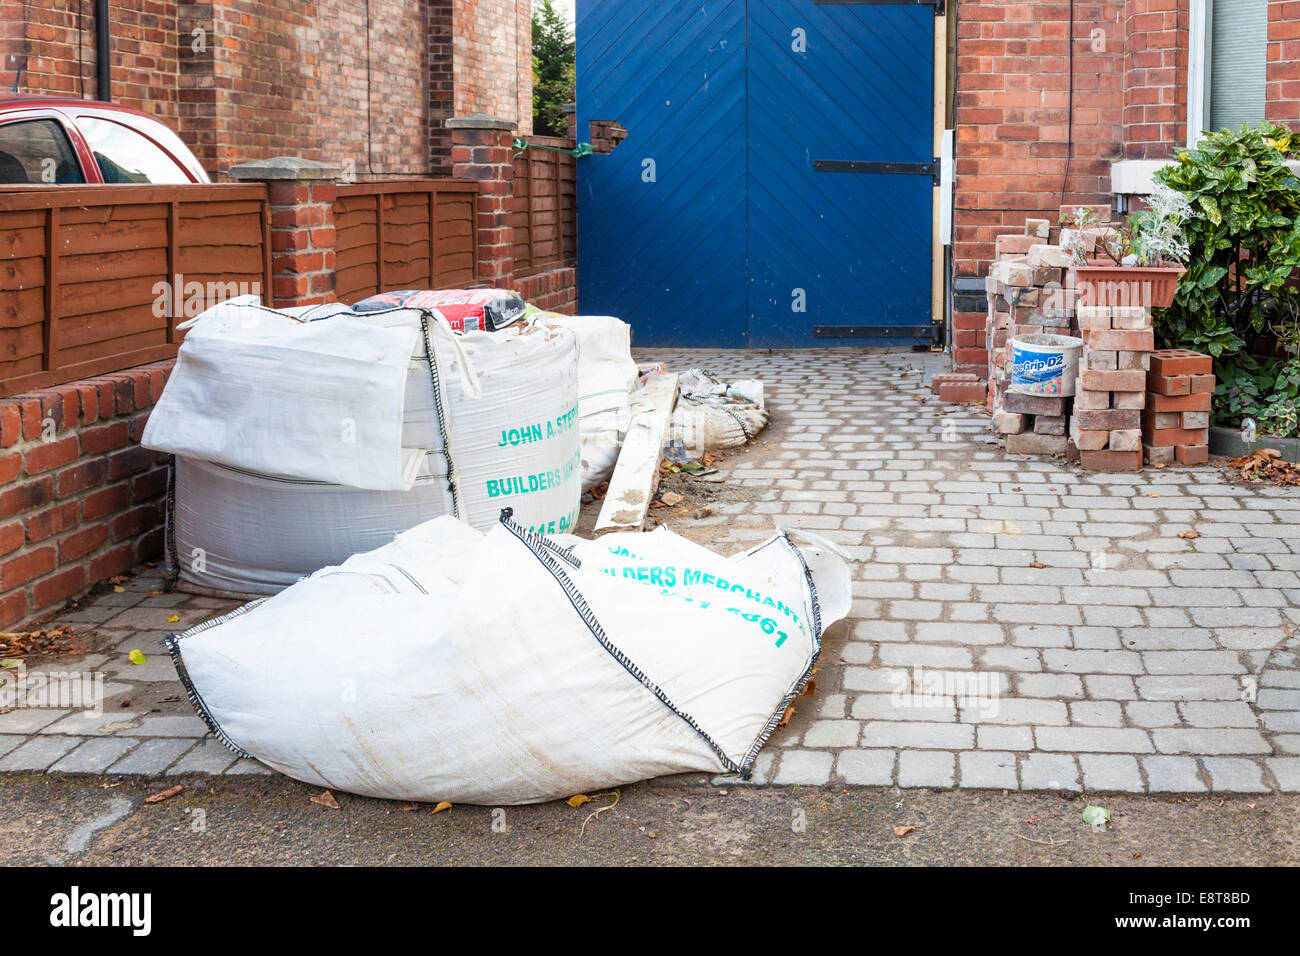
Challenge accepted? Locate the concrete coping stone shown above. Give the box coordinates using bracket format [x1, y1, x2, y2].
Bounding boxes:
[226, 157, 342, 182]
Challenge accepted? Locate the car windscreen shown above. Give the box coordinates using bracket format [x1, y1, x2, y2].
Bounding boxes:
[76, 116, 192, 184]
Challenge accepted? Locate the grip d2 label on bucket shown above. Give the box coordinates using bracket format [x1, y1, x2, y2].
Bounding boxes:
[1010, 334, 1082, 397]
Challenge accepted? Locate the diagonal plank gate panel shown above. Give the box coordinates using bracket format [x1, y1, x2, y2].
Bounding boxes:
[577, 0, 936, 348]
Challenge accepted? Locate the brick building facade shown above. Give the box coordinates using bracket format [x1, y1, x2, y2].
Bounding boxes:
[953, 0, 1299, 279]
[0, 0, 532, 180]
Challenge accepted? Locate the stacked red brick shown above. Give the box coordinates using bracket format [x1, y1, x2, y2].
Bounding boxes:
[1143, 350, 1214, 465]
[1071, 302, 1154, 472]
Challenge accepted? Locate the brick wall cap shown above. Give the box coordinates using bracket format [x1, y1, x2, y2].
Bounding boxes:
[227, 157, 342, 182]
[561, 103, 576, 115]
[446, 114, 518, 131]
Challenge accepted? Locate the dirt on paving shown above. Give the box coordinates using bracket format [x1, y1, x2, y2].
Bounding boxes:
[1, 771, 1293, 867]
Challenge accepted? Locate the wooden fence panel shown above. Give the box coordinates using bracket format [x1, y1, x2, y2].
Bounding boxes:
[0, 184, 272, 398]
[513, 137, 578, 278]
[333, 180, 479, 303]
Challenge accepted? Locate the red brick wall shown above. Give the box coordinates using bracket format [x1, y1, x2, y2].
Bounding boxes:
[955, 0, 1300, 277]
[0, 363, 174, 629]
[0, 0, 527, 180]
[515, 267, 578, 315]
[452, 0, 533, 135]
[1123, 0, 1189, 158]
[954, 1, 1127, 275]
[1268, 0, 1300, 125]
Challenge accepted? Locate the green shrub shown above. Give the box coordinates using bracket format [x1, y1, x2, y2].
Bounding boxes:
[1154, 122, 1300, 438]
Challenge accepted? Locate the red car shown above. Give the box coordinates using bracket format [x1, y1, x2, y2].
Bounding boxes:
[0, 94, 209, 185]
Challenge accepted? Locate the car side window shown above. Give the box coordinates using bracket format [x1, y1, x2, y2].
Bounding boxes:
[76, 116, 191, 184]
[0, 119, 86, 184]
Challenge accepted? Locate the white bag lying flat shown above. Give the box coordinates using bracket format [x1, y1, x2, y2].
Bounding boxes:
[167, 513, 850, 805]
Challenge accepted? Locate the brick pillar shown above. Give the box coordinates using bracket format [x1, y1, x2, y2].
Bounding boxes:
[1123, 0, 1189, 159]
[563, 102, 577, 142]
[227, 157, 340, 309]
[447, 114, 516, 288]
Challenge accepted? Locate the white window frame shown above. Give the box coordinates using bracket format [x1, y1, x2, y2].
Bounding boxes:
[1187, 0, 1211, 149]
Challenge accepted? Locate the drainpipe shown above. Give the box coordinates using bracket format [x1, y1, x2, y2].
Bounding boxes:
[95, 0, 112, 102]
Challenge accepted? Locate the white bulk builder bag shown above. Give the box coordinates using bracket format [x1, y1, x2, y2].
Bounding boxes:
[143, 296, 582, 595]
[166, 512, 851, 805]
[536, 312, 639, 491]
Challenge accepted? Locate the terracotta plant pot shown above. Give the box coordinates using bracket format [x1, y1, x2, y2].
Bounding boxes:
[1072, 262, 1186, 310]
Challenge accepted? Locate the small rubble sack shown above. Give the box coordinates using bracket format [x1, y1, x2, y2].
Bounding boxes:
[166, 512, 851, 805]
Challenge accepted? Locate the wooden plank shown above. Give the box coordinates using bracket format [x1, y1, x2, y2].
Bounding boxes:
[376, 195, 387, 293]
[594, 373, 679, 535]
[0, 255, 44, 293]
[43, 206, 58, 371]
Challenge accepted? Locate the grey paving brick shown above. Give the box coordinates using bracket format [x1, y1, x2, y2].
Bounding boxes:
[1178, 701, 1260, 728]
[0, 734, 26, 758]
[961, 698, 1066, 725]
[50, 737, 138, 774]
[1142, 651, 1246, 675]
[1267, 758, 1300, 791]
[1070, 701, 1124, 726]
[835, 750, 895, 786]
[1136, 676, 1245, 701]
[1257, 688, 1300, 711]
[977, 725, 1034, 750]
[801, 720, 861, 748]
[851, 694, 955, 722]
[222, 758, 272, 775]
[913, 622, 1005, 645]
[1142, 756, 1207, 792]
[898, 750, 955, 788]
[1019, 753, 1081, 791]
[958, 751, 1017, 789]
[861, 721, 973, 749]
[1035, 727, 1155, 753]
[107, 737, 195, 775]
[1152, 728, 1270, 755]
[0, 708, 71, 734]
[1202, 758, 1269, 793]
[167, 739, 240, 776]
[1079, 754, 1144, 793]
[0, 735, 82, 771]
[1042, 649, 1144, 674]
[1125, 701, 1180, 728]
[1016, 674, 1084, 698]
[772, 750, 833, 785]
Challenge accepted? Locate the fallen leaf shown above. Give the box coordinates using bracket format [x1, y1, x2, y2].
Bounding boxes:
[801, 679, 817, 697]
[165, 614, 180, 624]
[1082, 805, 1111, 827]
[778, 705, 795, 727]
[128, 649, 147, 665]
[893, 825, 916, 838]
[431, 801, 453, 815]
[399, 803, 420, 811]
[566, 794, 592, 808]
[113, 586, 126, 593]
[310, 790, 341, 810]
[145, 785, 184, 804]
[660, 491, 684, 506]
[1177, 529, 1199, 539]
[1029, 561, 1047, 569]
[0, 658, 20, 670]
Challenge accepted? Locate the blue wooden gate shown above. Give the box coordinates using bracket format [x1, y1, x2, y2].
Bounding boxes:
[576, 0, 937, 348]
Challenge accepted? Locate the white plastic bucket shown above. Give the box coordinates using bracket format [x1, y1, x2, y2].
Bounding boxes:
[1010, 334, 1083, 397]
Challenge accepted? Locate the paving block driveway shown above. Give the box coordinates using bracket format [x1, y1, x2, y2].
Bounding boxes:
[2, 348, 1298, 794]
